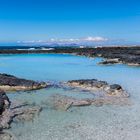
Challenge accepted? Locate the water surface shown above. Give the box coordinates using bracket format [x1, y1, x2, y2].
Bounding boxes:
[0, 54, 140, 140]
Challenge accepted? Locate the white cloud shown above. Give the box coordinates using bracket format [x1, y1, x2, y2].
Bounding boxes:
[84, 36, 108, 42]
[17, 36, 108, 45]
[47, 37, 108, 43]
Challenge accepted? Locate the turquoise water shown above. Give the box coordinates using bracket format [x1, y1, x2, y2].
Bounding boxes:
[0, 54, 140, 140]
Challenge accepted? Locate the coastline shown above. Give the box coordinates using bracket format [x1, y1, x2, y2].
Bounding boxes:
[2, 53, 139, 139]
[0, 46, 140, 66]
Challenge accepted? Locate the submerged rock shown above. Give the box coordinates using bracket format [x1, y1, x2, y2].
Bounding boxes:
[0, 101, 42, 129]
[0, 91, 42, 139]
[43, 93, 131, 111]
[67, 79, 129, 98]
[0, 73, 47, 91]
[0, 131, 13, 140]
[43, 94, 92, 111]
[14, 106, 42, 122]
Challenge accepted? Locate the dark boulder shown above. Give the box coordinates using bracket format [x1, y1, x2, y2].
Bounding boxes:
[0, 73, 47, 91]
[0, 90, 11, 115]
[110, 84, 122, 90]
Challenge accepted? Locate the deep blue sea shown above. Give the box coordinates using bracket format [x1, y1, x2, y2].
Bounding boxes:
[0, 53, 140, 140]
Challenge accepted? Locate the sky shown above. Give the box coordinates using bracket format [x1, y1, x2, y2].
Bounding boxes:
[0, 0, 140, 45]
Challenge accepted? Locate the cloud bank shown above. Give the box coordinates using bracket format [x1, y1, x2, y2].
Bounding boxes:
[17, 36, 109, 46]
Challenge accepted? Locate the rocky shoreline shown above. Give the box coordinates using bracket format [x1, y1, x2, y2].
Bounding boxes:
[0, 74, 48, 139]
[49, 79, 131, 110]
[41, 79, 130, 112]
[0, 46, 136, 139]
[0, 46, 140, 66]
[0, 101, 42, 140]
[0, 90, 42, 140]
[0, 47, 137, 139]
[0, 73, 131, 139]
[0, 74, 47, 91]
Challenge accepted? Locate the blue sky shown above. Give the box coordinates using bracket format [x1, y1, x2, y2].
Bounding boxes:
[0, 0, 140, 45]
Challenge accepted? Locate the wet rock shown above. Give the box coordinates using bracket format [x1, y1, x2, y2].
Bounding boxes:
[110, 84, 122, 90]
[68, 79, 108, 89]
[0, 109, 12, 129]
[67, 79, 129, 98]
[0, 89, 42, 137]
[104, 84, 129, 98]
[0, 73, 47, 91]
[0, 101, 42, 129]
[0, 90, 11, 115]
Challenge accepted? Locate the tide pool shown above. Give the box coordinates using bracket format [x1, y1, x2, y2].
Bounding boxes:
[0, 53, 140, 140]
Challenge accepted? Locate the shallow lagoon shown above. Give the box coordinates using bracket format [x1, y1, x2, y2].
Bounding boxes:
[0, 54, 140, 140]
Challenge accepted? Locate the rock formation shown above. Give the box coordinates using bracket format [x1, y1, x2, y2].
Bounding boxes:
[0, 91, 42, 140]
[67, 79, 129, 98]
[0, 73, 47, 91]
